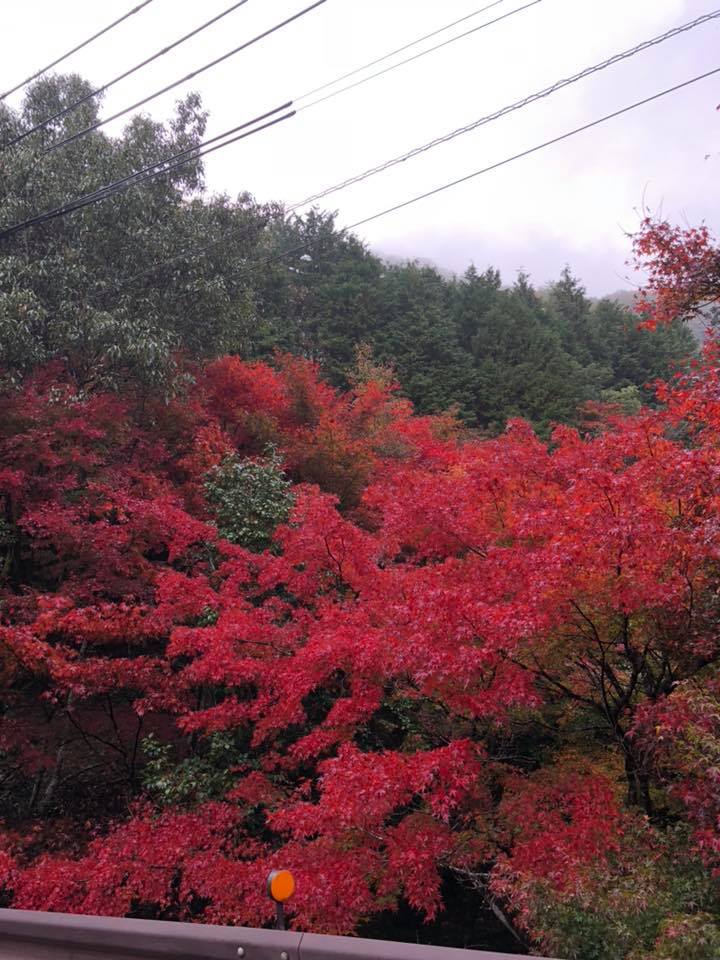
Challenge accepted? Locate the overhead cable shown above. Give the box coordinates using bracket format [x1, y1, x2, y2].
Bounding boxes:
[293, 7, 720, 207]
[107, 7, 720, 291]
[295, 0, 507, 102]
[340, 67, 720, 242]
[297, 0, 544, 113]
[1, 0, 253, 152]
[0, 105, 294, 240]
[0, 1, 157, 101]
[41, 0, 326, 156]
[173, 65, 720, 295]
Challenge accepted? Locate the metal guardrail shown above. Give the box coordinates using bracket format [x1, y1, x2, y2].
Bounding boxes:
[0, 909, 553, 959]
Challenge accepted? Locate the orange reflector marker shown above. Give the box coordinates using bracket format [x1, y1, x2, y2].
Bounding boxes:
[267, 869, 295, 903]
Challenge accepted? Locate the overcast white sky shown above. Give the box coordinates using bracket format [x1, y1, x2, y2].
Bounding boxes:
[3, 0, 719, 293]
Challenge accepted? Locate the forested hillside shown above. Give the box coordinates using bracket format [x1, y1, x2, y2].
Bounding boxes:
[2, 75, 720, 960]
[0, 77, 695, 433]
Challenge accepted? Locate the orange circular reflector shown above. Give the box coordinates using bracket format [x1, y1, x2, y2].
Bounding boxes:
[267, 869, 295, 903]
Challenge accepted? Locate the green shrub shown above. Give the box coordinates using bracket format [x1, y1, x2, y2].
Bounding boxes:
[205, 450, 293, 552]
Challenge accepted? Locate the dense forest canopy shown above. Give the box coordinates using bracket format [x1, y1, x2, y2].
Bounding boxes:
[1, 76, 720, 960]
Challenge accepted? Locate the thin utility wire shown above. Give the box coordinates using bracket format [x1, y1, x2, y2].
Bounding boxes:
[293, 7, 720, 207]
[1, 0, 253, 152]
[71, 101, 292, 204]
[339, 67, 720, 243]
[0, 0, 157, 101]
[297, 0, 544, 113]
[40, 0, 326, 156]
[295, 0, 507, 102]
[114, 64, 720, 306]
[106, 7, 720, 293]
[188, 63, 720, 297]
[0, 106, 295, 240]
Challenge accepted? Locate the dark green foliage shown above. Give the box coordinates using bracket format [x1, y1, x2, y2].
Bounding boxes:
[370, 262, 478, 420]
[141, 733, 248, 807]
[250, 209, 385, 382]
[457, 266, 696, 434]
[465, 272, 601, 432]
[546, 268, 695, 404]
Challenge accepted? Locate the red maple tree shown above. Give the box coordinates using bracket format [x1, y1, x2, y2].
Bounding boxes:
[1, 294, 720, 954]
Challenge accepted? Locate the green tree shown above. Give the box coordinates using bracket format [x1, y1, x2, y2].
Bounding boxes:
[251, 208, 384, 385]
[452, 264, 502, 352]
[0, 75, 268, 387]
[544, 269, 696, 403]
[468, 274, 604, 433]
[371, 261, 478, 419]
[0, 76, 697, 429]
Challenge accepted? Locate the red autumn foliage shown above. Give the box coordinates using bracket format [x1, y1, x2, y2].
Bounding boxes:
[2, 282, 720, 947]
[633, 216, 720, 328]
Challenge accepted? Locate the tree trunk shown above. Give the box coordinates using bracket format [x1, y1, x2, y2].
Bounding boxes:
[623, 741, 652, 816]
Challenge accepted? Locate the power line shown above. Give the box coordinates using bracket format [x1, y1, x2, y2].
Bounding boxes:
[174, 64, 720, 297]
[75, 102, 293, 204]
[0, 106, 294, 239]
[107, 7, 720, 292]
[40, 0, 326, 157]
[0, 0, 328, 240]
[4, 0, 540, 280]
[1, 0, 253, 153]
[293, 7, 720, 208]
[109, 62, 720, 308]
[98, 0, 547, 290]
[0, 0, 157, 101]
[341, 67, 720, 239]
[297, 0, 544, 113]
[4, 0, 527, 252]
[0, 105, 295, 241]
[295, 0, 507, 102]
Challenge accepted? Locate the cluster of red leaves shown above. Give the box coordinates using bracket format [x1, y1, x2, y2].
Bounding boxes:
[633, 216, 720, 329]
[490, 765, 629, 933]
[2, 322, 720, 939]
